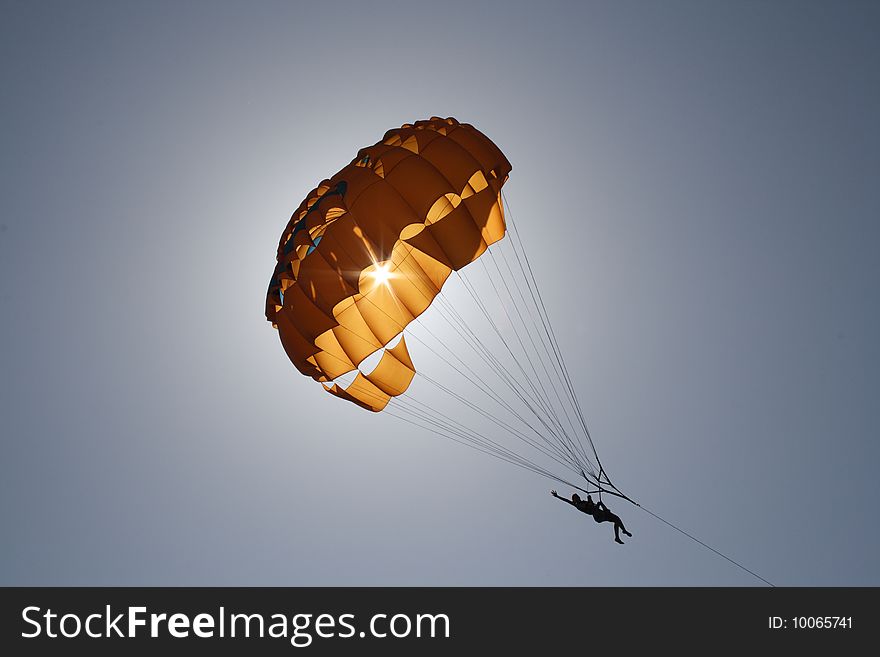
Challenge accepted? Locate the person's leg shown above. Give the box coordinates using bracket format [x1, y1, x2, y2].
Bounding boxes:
[608, 513, 628, 542]
[612, 521, 623, 544]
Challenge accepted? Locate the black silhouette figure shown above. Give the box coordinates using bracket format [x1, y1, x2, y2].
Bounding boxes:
[551, 490, 633, 544]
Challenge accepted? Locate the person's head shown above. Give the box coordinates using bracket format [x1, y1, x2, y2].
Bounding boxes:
[571, 493, 581, 503]
[587, 495, 594, 502]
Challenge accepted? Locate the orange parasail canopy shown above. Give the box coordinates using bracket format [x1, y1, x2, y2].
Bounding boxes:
[266, 117, 511, 411]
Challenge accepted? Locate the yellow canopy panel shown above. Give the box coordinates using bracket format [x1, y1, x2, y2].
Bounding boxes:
[323, 336, 417, 412]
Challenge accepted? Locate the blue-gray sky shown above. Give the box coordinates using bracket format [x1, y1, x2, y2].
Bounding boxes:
[2, 0, 878, 586]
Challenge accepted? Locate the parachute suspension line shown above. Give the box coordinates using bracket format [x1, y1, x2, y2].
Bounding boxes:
[637, 504, 775, 587]
[502, 194, 597, 458]
[450, 270, 569, 443]
[390, 396, 583, 481]
[322, 354, 577, 478]
[450, 269, 594, 476]
[501, 191, 627, 497]
[388, 311, 575, 469]
[414, 323, 582, 476]
[385, 410, 544, 470]
[428, 281, 585, 470]
[435, 286, 563, 444]
[412, 300, 574, 463]
[337, 273, 582, 474]
[388, 385, 593, 485]
[337, 350, 625, 501]
[385, 399, 614, 498]
[395, 393, 579, 475]
[475, 254, 594, 473]
[384, 405, 544, 474]
[414, 336, 592, 468]
[396, 254, 576, 456]
[451, 267, 560, 426]
[388, 404, 543, 472]
[392, 254, 608, 488]
[392, 249, 564, 432]
[382, 252, 588, 473]
[487, 243, 595, 471]
[415, 373, 586, 478]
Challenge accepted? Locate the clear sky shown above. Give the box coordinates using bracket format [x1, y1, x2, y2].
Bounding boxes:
[2, 0, 878, 586]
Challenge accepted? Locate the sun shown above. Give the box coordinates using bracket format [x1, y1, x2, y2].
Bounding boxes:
[369, 262, 394, 287]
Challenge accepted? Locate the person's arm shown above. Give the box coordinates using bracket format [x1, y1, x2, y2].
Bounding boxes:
[550, 490, 574, 506]
[597, 501, 608, 511]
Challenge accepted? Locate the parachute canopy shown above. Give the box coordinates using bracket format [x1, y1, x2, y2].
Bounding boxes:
[266, 117, 511, 411]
